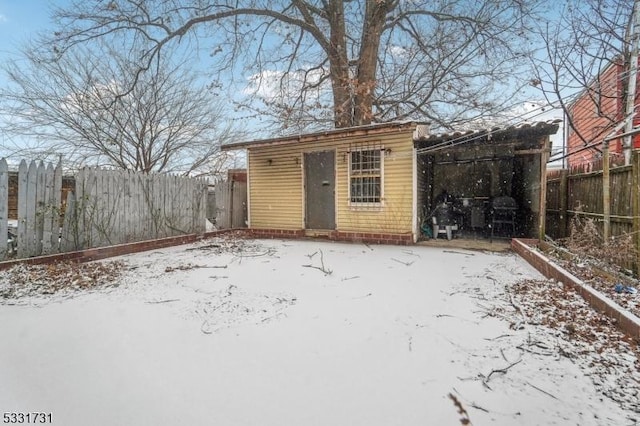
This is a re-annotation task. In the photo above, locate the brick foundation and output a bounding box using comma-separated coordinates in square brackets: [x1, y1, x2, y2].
[330, 231, 413, 245]
[246, 229, 306, 239]
[512, 238, 640, 341]
[247, 228, 413, 245]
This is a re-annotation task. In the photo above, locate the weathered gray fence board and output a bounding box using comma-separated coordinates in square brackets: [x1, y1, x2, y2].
[214, 180, 247, 230]
[232, 181, 247, 229]
[42, 163, 55, 255]
[215, 181, 231, 229]
[16, 161, 27, 258]
[52, 162, 62, 252]
[11, 159, 63, 258]
[5, 160, 206, 259]
[62, 168, 207, 250]
[25, 161, 37, 257]
[35, 162, 45, 255]
[0, 159, 8, 260]
[61, 191, 76, 252]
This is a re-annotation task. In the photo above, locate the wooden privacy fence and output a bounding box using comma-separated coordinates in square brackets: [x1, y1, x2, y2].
[546, 149, 639, 273]
[214, 180, 247, 229]
[0, 159, 63, 260]
[0, 158, 208, 261]
[62, 168, 207, 251]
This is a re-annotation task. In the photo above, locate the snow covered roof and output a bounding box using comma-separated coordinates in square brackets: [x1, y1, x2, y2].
[220, 119, 561, 152]
[413, 119, 562, 145]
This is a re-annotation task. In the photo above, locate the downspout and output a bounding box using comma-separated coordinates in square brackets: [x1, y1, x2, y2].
[412, 147, 418, 243]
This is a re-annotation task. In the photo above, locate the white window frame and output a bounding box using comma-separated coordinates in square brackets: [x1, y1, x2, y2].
[348, 145, 384, 208]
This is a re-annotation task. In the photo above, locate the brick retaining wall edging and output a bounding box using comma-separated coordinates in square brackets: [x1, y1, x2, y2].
[0, 230, 232, 271]
[511, 238, 640, 341]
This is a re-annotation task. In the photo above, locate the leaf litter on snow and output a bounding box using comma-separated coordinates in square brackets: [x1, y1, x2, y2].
[509, 279, 640, 413]
[0, 260, 126, 305]
[0, 234, 295, 335]
[473, 271, 640, 416]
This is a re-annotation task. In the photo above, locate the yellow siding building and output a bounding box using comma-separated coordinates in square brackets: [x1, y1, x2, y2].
[223, 122, 421, 244]
[222, 120, 559, 244]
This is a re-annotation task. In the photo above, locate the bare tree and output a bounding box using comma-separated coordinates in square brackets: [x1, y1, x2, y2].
[46, 0, 544, 131]
[529, 0, 636, 162]
[0, 41, 238, 175]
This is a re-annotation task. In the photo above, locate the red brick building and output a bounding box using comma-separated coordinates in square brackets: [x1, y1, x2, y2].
[567, 60, 640, 168]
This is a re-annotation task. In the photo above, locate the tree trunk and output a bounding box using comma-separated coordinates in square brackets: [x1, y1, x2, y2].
[326, 0, 391, 128]
[353, 0, 389, 126]
[326, 0, 353, 128]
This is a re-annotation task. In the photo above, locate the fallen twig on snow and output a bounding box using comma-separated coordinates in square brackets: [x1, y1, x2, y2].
[391, 258, 414, 266]
[185, 243, 221, 251]
[302, 264, 333, 275]
[352, 292, 372, 299]
[341, 276, 360, 281]
[483, 334, 513, 341]
[485, 275, 497, 285]
[236, 250, 274, 258]
[164, 264, 227, 273]
[500, 348, 508, 362]
[484, 358, 523, 383]
[448, 392, 472, 425]
[209, 275, 229, 281]
[452, 387, 490, 414]
[145, 299, 180, 304]
[444, 250, 475, 256]
[526, 381, 559, 400]
[201, 320, 213, 334]
[301, 249, 333, 275]
[509, 293, 527, 322]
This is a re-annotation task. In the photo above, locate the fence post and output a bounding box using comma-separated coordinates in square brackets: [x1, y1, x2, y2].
[539, 139, 550, 240]
[603, 141, 611, 241]
[42, 163, 55, 255]
[52, 161, 62, 253]
[25, 161, 38, 256]
[16, 161, 27, 258]
[558, 169, 569, 237]
[633, 150, 640, 277]
[35, 162, 46, 255]
[60, 191, 77, 252]
[0, 158, 8, 261]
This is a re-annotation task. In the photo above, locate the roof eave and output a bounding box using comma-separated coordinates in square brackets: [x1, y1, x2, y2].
[221, 121, 425, 151]
[413, 119, 562, 147]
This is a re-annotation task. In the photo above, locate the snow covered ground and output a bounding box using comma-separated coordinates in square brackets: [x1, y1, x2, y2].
[0, 236, 638, 425]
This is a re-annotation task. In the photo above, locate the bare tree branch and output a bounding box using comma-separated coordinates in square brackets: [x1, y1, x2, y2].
[40, 0, 544, 132]
[0, 39, 239, 177]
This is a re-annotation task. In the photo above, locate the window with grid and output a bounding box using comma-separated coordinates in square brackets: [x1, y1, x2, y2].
[349, 147, 382, 204]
